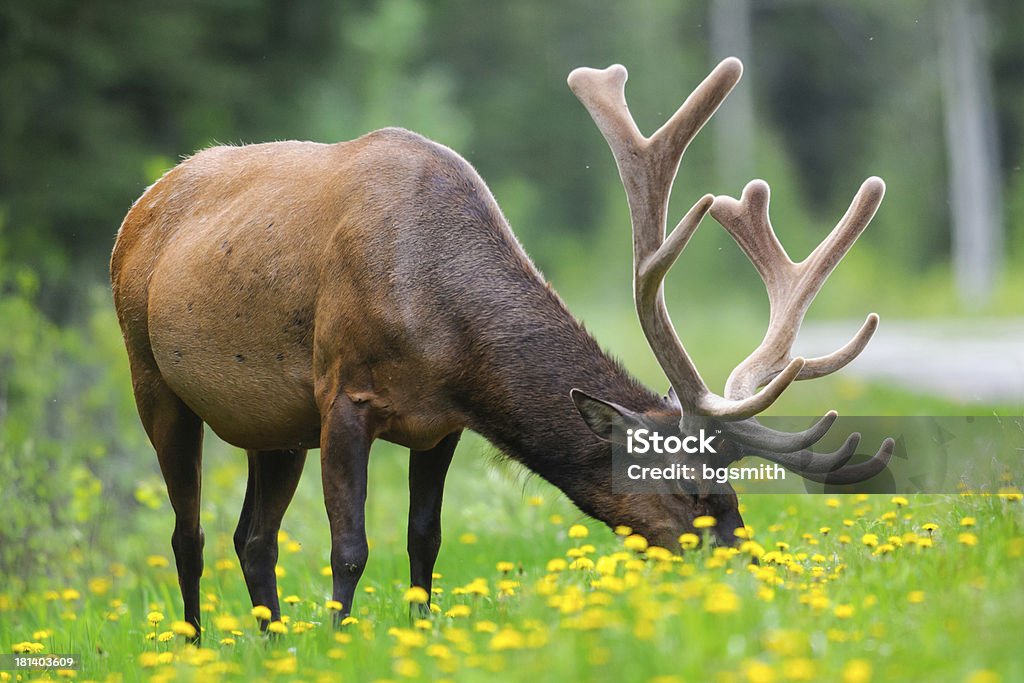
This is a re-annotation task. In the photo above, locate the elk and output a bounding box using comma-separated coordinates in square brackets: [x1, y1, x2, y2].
[110, 57, 892, 636]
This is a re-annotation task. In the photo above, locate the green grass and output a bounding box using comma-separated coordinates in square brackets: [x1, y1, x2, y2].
[2, 426, 1023, 682]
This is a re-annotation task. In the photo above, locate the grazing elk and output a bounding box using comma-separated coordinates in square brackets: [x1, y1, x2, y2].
[111, 57, 892, 636]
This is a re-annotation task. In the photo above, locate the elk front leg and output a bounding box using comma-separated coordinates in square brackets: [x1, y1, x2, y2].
[234, 448, 307, 627]
[408, 431, 460, 614]
[321, 396, 372, 623]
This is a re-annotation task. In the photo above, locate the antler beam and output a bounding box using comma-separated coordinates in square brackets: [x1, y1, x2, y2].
[569, 58, 803, 420]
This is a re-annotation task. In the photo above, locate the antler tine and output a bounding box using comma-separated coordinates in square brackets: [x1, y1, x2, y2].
[712, 177, 886, 400]
[571, 58, 804, 420]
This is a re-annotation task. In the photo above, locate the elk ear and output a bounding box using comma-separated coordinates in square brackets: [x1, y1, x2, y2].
[570, 389, 646, 445]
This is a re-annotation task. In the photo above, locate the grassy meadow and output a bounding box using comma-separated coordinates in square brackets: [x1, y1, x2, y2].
[1, 444, 1022, 683]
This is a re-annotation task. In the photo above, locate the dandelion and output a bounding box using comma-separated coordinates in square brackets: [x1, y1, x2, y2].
[960, 517, 977, 527]
[320, 565, 333, 576]
[364, 586, 377, 594]
[819, 526, 831, 535]
[403, 586, 430, 604]
[496, 561, 515, 573]
[325, 600, 343, 612]
[458, 533, 478, 544]
[826, 498, 841, 508]
[475, 620, 498, 633]
[841, 659, 872, 683]
[147, 611, 164, 625]
[158, 631, 174, 642]
[526, 495, 544, 506]
[614, 525, 632, 536]
[743, 660, 775, 683]
[965, 670, 1002, 683]
[703, 584, 740, 614]
[958, 532, 979, 546]
[171, 620, 197, 638]
[568, 524, 589, 539]
[251, 605, 272, 621]
[549, 514, 564, 525]
[546, 558, 567, 572]
[214, 614, 240, 632]
[489, 627, 525, 651]
[341, 616, 359, 626]
[861, 533, 879, 548]
[693, 516, 717, 529]
[623, 534, 648, 552]
[834, 604, 855, 619]
[146, 555, 169, 568]
[907, 590, 925, 604]
[679, 533, 700, 550]
[445, 604, 471, 618]
[891, 496, 909, 507]
[569, 557, 595, 570]
[267, 621, 288, 635]
[394, 658, 421, 678]
[284, 595, 300, 605]
[922, 523, 939, 533]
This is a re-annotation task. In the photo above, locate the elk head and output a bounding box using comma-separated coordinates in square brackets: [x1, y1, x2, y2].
[568, 58, 894, 546]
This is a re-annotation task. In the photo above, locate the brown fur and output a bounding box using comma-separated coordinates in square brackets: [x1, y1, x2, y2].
[112, 128, 739, 631]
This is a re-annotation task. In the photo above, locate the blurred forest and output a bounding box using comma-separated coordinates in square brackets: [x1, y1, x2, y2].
[1, 0, 1023, 577]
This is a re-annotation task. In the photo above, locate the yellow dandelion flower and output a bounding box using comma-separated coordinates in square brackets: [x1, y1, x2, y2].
[819, 526, 831, 535]
[267, 620, 288, 634]
[907, 590, 925, 604]
[220, 637, 235, 646]
[703, 585, 740, 614]
[496, 561, 515, 573]
[834, 604, 855, 619]
[475, 620, 498, 633]
[341, 616, 359, 626]
[891, 496, 908, 507]
[283, 595, 300, 605]
[394, 657, 421, 677]
[403, 586, 430, 604]
[325, 600, 343, 612]
[614, 525, 632, 536]
[251, 605, 272, 621]
[549, 514, 564, 525]
[965, 670, 1002, 683]
[526, 495, 544, 506]
[87, 578, 111, 596]
[693, 515, 717, 529]
[917, 537, 934, 548]
[213, 614, 240, 631]
[546, 558, 567, 572]
[171, 621, 197, 638]
[146, 611, 164, 625]
[569, 557, 595, 570]
[826, 498, 841, 508]
[623, 534, 648, 552]
[157, 630, 174, 642]
[922, 523, 939, 533]
[364, 586, 377, 594]
[490, 627, 525, 651]
[445, 604, 471, 618]
[861, 533, 879, 548]
[458, 533, 478, 544]
[743, 660, 775, 683]
[146, 555, 169, 568]
[679, 533, 700, 550]
[958, 532, 979, 546]
[841, 659, 872, 683]
[960, 517, 977, 527]
[568, 524, 589, 539]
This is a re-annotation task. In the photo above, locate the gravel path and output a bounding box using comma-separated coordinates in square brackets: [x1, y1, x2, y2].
[798, 318, 1024, 405]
